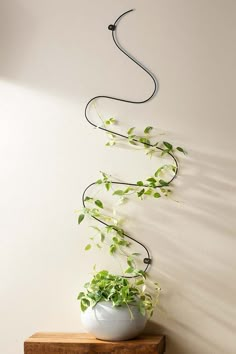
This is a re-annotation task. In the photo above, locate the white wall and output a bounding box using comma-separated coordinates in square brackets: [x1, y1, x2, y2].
[0, 1, 236, 353]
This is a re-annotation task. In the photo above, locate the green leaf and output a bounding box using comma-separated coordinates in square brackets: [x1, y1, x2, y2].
[139, 137, 150, 145]
[136, 270, 147, 278]
[105, 182, 111, 191]
[99, 270, 109, 277]
[132, 253, 141, 256]
[95, 200, 104, 209]
[128, 134, 136, 139]
[85, 244, 91, 251]
[128, 140, 137, 146]
[118, 239, 129, 246]
[78, 214, 85, 224]
[144, 188, 153, 196]
[147, 177, 156, 183]
[105, 117, 116, 125]
[106, 225, 113, 233]
[127, 127, 135, 135]
[84, 196, 93, 202]
[125, 267, 134, 274]
[163, 141, 173, 150]
[137, 188, 145, 198]
[112, 237, 119, 244]
[154, 192, 161, 198]
[96, 179, 103, 185]
[113, 190, 124, 196]
[137, 181, 144, 186]
[172, 165, 177, 172]
[127, 256, 134, 267]
[100, 233, 105, 242]
[144, 126, 153, 134]
[159, 179, 169, 186]
[124, 187, 133, 194]
[91, 208, 100, 217]
[110, 244, 117, 254]
[121, 287, 129, 299]
[101, 171, 108, 179]
[135, 279, 144, 286]
[138, 302, 146, 316]
[81, 298, 90, 312]
[161, 150, 168, 157]
[154, 166, 164, 177]
[110, 226, 125, 237]
[77, 292, 85, 300]
[176, 146, 187, 154]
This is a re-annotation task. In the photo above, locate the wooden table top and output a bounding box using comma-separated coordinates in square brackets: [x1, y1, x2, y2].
[24, 332, 166, 353]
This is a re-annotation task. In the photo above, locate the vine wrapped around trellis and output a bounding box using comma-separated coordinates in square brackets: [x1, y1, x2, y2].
[78, 9, 185, 278]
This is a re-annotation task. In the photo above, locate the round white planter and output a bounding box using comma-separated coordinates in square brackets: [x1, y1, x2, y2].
[81, 301, 147, 341]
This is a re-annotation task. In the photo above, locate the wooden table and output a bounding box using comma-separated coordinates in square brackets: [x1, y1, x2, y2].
[24, 332, 165, 353]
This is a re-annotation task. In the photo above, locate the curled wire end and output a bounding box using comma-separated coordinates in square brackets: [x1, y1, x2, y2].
[108, 24, 116, 31]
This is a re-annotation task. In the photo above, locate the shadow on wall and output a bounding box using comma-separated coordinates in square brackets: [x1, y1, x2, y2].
[145, 320, 184, 354]
[140, 147, 236, 354]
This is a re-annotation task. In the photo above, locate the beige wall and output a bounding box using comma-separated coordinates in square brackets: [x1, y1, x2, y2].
[0, 1, 236, 353]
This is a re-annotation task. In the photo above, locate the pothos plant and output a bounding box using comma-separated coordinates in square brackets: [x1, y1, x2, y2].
[77, 114, 186, 318]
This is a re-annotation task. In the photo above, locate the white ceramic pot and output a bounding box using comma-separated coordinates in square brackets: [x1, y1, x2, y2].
[81, 301, 147, 341]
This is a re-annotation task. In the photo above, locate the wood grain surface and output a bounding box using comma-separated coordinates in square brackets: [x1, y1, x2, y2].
[24, 332, 165, 353]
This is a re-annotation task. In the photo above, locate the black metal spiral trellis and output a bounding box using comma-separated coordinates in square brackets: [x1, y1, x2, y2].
[82, 9, 179, 276]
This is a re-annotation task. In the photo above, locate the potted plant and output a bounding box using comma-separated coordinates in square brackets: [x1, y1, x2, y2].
[76, 117, 185, 339]
[77, 9, 186, 341]
[77, 270, 160, 341]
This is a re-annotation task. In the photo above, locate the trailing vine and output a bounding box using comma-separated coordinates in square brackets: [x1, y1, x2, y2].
[78, 9, 186, 278]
